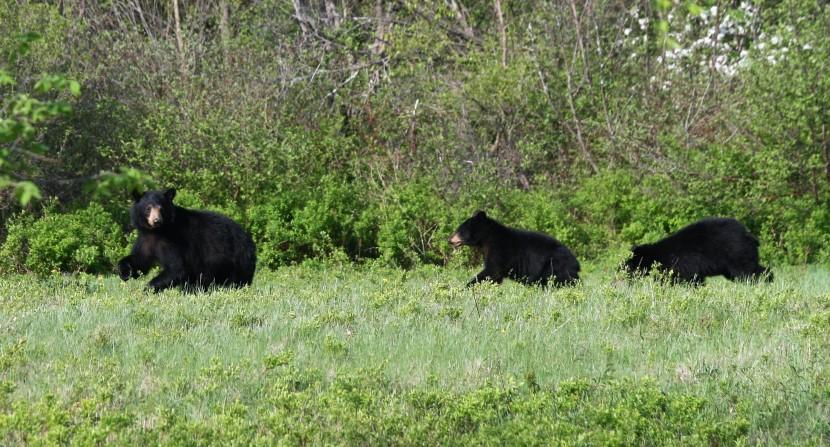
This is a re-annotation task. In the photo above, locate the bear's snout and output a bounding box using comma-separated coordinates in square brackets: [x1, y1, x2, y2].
[147, 206, 163, 228]
[449, 232, 464, 248]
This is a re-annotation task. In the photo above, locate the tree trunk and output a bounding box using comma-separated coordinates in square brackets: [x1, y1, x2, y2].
[172, 0, 186, 78]
[324, 0, 341, 29]
[369, 0, 390, 93]
[446, 0, 475, 41]
[568, 0, 589, 82]
[565, 67, 598, 174]
[219, 0, 230, 66]
[292, 0, 311, 36]
[494, 0, 507, 68]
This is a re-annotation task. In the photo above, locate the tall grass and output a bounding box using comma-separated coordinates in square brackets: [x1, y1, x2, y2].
[0, 263, 827, 444]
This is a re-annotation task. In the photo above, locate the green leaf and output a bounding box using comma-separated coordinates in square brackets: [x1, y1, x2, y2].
[34, 76, 52, 93]
[69, 80, 81, 96]
[655, 0, 672, 11]
[13, 32, 41, 58]
[17, 32, 42, 43]
[687, 3, 703, 15]
[14, 181, 41, 206]
[0, 70, 15, 86]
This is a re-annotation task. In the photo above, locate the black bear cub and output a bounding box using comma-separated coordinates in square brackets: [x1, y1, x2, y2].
[448, 210, 580, 287]
[118, 189, 257, 292]
[623, 217, 772, 285]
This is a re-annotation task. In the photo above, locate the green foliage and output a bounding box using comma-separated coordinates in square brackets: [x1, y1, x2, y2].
[290, 175, 376, 259]
[245, 191, 300, 267]
[377, 181, 459, 267]
[0, 32, 79, 205]
[506, 188, 589, 257]
[1, 0, 830, 269]
[0, 375, 750, 445]
[92, 167, 157, 200]
[1, 265, 827, 444]
[0, 202, 127, 274]
[245, 175, 375, 268]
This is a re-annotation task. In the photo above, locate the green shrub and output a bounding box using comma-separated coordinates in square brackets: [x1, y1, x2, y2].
[0, 373, 750, 445]
[377, 181, 460, 267]
[245, 191, 300, 268]
[504, 188, 589, 258]
[246, 176, 377, 268]
[290, 175, 377, 260]
[0, 203, 127, 274]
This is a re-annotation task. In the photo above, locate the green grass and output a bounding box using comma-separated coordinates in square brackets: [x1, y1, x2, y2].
[1, 263, 828, 445]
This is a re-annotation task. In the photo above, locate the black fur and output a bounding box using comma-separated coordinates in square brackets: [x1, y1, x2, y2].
[117, 189, 257, 292]
[623, 217, 772, 284]
[449, 210, 580, 287]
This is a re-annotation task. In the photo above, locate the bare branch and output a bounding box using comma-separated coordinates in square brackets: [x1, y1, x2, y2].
[446, 0, 476, 41]
[172, 0, 186, 78]
[493, 0, 507, 68]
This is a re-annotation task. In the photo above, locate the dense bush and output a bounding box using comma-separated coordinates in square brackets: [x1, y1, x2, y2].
[376, 181, 461, 267]
[1, 0, 830, 269]
[246, 175, 376, 267]
[0, 202, 126, 274]
[0, 372, 749, 445]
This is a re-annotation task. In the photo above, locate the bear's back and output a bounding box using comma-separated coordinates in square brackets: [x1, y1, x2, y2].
[659, 217, 754, 253]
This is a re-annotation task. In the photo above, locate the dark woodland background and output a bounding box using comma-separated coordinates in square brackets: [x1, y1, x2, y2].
[1, 0, 830, 273]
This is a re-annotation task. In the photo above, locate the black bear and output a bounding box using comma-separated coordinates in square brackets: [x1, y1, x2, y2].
[623, 217, 772, 284]
[448, 210, 580, 287]
[117, 189, 257, 292]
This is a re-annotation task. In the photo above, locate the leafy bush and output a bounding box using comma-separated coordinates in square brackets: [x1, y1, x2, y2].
[244, 192, 298, 268]
[0, 203, 127, 274]
[504, 188, 589, 258]
[0, 31, 79, 205]
[376, 181, 460, 267]
[246, 175, 376, 268]
[0, 371, 750, 445]
[3, 0, 830, 269]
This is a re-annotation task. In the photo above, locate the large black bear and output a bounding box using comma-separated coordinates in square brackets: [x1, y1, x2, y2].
[118, 189, 257, 292]
[623, 217, 772, 284]
[448, 210, 580, 287]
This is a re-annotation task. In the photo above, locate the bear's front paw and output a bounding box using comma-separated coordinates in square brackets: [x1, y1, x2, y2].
[117, 258, 132, 281]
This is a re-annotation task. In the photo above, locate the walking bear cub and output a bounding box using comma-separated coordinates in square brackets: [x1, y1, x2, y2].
[118, 189, 257, 292]
[448, 210, 580, 287]
[623, 217, 772, 284]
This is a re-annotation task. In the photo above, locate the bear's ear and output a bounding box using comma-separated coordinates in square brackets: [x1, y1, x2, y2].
[473, 210, 487, 218]
[164, 188, 177, 201]
[131, 190, 143, 202]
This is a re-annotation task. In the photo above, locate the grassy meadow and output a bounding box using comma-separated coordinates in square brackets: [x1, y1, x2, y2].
[1, 262, 828, 445]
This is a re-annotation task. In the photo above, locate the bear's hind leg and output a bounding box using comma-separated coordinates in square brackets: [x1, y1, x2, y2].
[148, 270, 188, 293]
[148, 250, 188, 292]
[731, 265, 773, 283]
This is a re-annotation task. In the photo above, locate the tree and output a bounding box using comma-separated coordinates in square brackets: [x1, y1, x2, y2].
[0, 32, 79, 205]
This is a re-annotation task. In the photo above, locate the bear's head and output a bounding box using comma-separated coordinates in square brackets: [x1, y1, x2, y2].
[131, 188, 177, 231]
[449, 210, 492, 248]
[623, 245, 653, 277]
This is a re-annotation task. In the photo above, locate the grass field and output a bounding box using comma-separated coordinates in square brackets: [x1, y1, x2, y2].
[1, 262, 828, 445]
